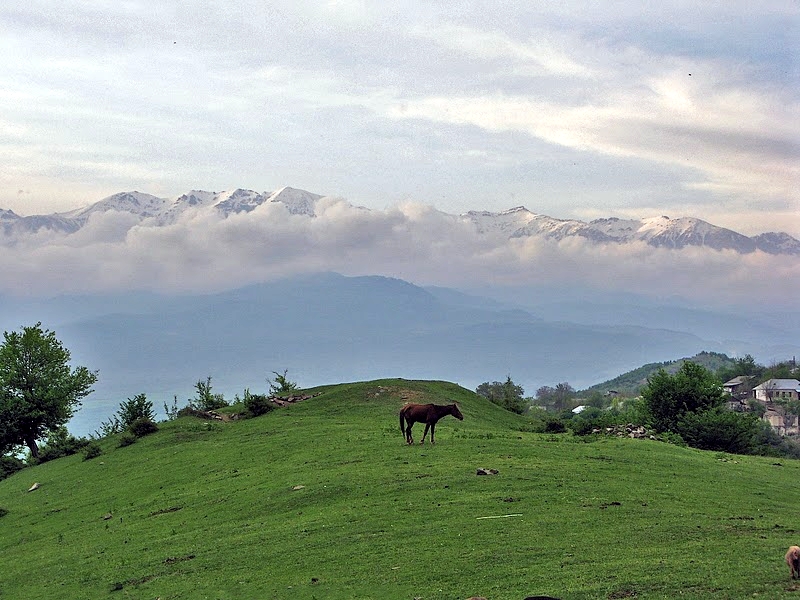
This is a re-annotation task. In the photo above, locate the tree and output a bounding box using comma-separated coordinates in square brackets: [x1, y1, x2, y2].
[267, 369, 298, 395]
[97, 393, 157, 437]
[0, 323, 97, 459]
[535, 382, 576, 411]
[117, 393, 155, 428]
[192, 376, 228, 410]
[476, 376, 527, 414]
[641, 362, 726, 433]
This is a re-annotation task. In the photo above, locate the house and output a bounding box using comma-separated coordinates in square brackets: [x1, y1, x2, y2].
[752, 379, 800, 403]
[752, 379, 800, 436]
[723, 375, 755, 411]
[723, 375, 754, 399]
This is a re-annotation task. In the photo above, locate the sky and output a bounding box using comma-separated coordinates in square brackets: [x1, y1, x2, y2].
[1, 1, 798, 237]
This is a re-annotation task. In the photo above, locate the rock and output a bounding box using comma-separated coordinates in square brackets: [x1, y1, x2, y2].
[102, 512, 113, 520]
[27, 482, 40, 492]
[476, 468, 499, 475]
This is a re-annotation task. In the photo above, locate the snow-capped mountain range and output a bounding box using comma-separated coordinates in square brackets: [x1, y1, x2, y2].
[2, 187, 798, 255]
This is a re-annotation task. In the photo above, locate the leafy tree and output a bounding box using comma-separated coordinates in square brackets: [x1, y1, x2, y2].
[716, 354, 762, 384]
[535, 382, 575, 411]
[193, 376, 228, 410]
[117, 393, 155, 428]
[641, 362, 726, 433]
[97, 393, 156, 437]
[0, 323, 97, 459]
[268, 370, 299, 395]
[476, 376, 527, 414]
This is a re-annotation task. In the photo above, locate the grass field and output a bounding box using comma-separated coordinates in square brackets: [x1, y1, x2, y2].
[1, 379, 799, 600]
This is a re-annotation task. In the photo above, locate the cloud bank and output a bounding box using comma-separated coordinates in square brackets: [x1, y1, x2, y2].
[2, 201, 796, 310]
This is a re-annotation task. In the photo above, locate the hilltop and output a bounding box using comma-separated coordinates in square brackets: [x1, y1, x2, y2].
[583, 351, 738, 396]
[2, 379, 799, 599]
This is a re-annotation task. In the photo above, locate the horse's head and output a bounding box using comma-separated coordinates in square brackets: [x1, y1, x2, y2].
[450, 403, 464, 420]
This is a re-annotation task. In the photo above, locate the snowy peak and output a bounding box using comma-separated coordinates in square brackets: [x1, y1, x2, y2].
[64, 191, 169, 221]
[1, 189, 798, 255]
[213, 189, 265, 215]
[463, 206, 536, 235]
[266, 186, 323, 216]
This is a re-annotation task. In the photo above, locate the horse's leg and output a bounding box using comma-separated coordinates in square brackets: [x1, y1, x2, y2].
[405, 423, 414, 444]
[430, 422, 436, 444]
[421, 423, 431, 444]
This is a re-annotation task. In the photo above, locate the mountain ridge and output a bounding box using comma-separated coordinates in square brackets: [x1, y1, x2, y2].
[3, 187, 798, 254]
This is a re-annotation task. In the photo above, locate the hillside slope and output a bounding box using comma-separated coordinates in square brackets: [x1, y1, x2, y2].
[1, 379, 799, 600]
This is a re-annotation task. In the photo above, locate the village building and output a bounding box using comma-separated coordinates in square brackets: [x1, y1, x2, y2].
[751, 379, 800, 436]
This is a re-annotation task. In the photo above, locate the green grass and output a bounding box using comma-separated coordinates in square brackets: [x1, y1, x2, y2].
[1, 379, 799, 600]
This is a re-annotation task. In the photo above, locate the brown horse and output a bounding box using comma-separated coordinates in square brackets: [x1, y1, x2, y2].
[399, 402, 463, 445]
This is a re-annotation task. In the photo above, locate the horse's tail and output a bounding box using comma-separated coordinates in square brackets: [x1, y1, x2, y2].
[399, 407, 406, 435]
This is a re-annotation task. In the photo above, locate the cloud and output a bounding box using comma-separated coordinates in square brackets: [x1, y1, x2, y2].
[1, 203, 797, 311]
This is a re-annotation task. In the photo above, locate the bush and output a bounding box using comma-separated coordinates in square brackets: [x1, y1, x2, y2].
[36, 427, 91, 463]
[193, 376, 228, 411]
[82, 442, 102, 460]
[118, 433, 137, 447]
[117, 393, 155, 428]
[543, 419, 567, 434]
[268, 369, 299, 395]
[244, 392, 276, 417]
[676, 407, 759, 455]
[0, 455, 25, 481]
[568, 419, 597, 436]
[128, 418, 158, 438]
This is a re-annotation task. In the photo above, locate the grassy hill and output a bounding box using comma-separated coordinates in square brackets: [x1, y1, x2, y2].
[582, 351, 737, 396]
[1, 378, 799, 600]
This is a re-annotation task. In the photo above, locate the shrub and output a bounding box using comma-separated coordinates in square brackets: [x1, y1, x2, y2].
[82, 442, 102, 460]
[676, 407, 759, 454]
[128, 418, 158, 438]
[0, 455, 25, 481]
[568, 419, 597, 436]
[117, 393, 155, 428]
[268, 369, 299, 395]
[94, 416, 121, 438]
[118, 433, 137, 447]
[193, 376, 228, 411]
[163, 395, 181, 420]
[543, 419, 567, 434]
[244, 392, 276, 417]
[36, 427, 90, 463]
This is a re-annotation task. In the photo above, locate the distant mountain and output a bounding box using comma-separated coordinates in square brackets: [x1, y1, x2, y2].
[1, 273, 724, 435]
[465, 208, 800, 254]
[0, 187, 322, 236]
[2, 188, 798, 254]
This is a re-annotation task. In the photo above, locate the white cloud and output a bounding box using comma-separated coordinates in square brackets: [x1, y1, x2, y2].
[1, 203, 797, 311]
